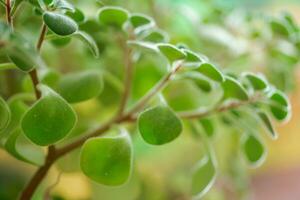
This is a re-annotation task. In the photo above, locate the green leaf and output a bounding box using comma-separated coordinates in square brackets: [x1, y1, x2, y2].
[6, 34, 46, 72]
[199, 118, 215, 138]
[242, 134, 266, 167]
[157, 43, 186, 63]
[4, 128, 44, 165]
[127, 40, 158, 53]
[196, 63, 224, 82]
[191, 156, 217, 198]
[268, 90, 290, 121]
[21, 85, 77, 146]
[43, 12, 78, 36]
[140, 29, 169, 43]
[54, 0, 75, 12]
[98, 6, 129, 28]
[257, 111, 277, 140]
[74, 31, 99, 57]
[66, 8, 85, 23]
[138, 105, 183, 145]
[58, 70, 103, 103]
[50, 36, 72, 47]
[243, 72, 268, 91]
[80, 130, 133, 186]
[180, 72, 212, 92]
[222, 76, 249, 101]
[183, 49, 203, 67]
[0, 94, 33, 139]
[129, 14, 154, 31]
[269, 19, 290, 37]
[0, 96, 11, 132]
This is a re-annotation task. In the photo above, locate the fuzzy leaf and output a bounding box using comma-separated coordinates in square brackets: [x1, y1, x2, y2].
[196, 63, 224, 82]
[43, 12, 78, 36]
[257, 111, 277, 139]
[138, 105, 183, 145]
[222, 76, 249, 101]
[80, 131, 133, 186]
[58, 70, 103, 103]
[192, 156, 217, 199]
[157, 43, 186, 63]
[242, 134, 265, 167]
[21, 85, 77, 146]
[98, 6, 129, 28]
[243, 72, 268, 91]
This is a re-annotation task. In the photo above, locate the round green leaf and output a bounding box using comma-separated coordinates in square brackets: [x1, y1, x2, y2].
[50, 36, 72, 47]
[157, 43, 186, 63]
[21, 85, 77, 146]
[242, 134, 266, 167]
[180, 72, 212, 92]
[269, 19, 290, 37]
[243, 72, 268, 91]
[183, 49, 203, 66]
[0, 96, 11, 132]
[268, 90, 290, 121]
[43, 12, 78, 36]
[222, 76, 249, 101]
[80, 131, 133, 186]
[58, 70, 103, 103]
[129, 14, 154, 29]
[191, 156, 217, 198]
[196, 63, 224, 82]
[98, 6, 129, 28]
[138, 105, 183, 145]
[66, 8, 85, 23]
[141, 29, 169, 43]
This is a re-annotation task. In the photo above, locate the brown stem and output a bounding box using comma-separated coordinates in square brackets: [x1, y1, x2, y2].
[36, 24, 47, 51]
[117, 44, 133, 115]
[5, 0, 12, 26]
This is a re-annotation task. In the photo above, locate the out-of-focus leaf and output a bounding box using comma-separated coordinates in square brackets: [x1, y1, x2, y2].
[243, 72, 268, 91]
[66, 8, 85, 23]
[98, 6, 129, 28]
[74, 31, 99, 57]
[21, 85, 77, 146]
[80, 130, 133, 186]
[138, 105, 182, 145]
[58, 70, 103, 103]
[199, 118, 215, 138]
[196, 63, 224, 82]
[222, 76, 249, 101]
[257, 111, 277, 139]
[140, 29, 169, 43]
[4, 128, 44, 165]
[183, 49, 203, 67]
[50, 36, 72, 47]
[242, 134, 266, 167]
[269, 18, 290, 37]
[0, 96, 11, 133]
[127, 40, 158, 53]
[191, 156, 217, 199]
[268, 90, 290, 121]
[179, 72, 212, 92]
[43, 12, 78, 36]
[54, 0, 75, 12]
[157, 43, 186, 63]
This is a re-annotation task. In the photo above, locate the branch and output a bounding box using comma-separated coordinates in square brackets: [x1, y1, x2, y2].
[5, 0, 12, 26]
[117, 40, 134, 115]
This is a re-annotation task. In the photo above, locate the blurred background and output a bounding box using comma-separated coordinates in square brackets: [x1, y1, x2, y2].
[1, 0, 300, 199]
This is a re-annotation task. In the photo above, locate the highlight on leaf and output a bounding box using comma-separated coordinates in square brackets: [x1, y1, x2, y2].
[138, 105, 183, 145]
[21, 85, 77, 146]
[80, 129, 133, 186]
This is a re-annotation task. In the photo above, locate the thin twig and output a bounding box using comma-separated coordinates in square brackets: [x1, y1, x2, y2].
[43, 171, 63, 200]
[117, 40, 134, 115]
[5, 0, 12, 26]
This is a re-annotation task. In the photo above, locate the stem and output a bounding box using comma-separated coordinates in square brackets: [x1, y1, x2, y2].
[5, 0, 12, 26]
[117, 43, 134, 115]
[28, 23, 47, 99]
